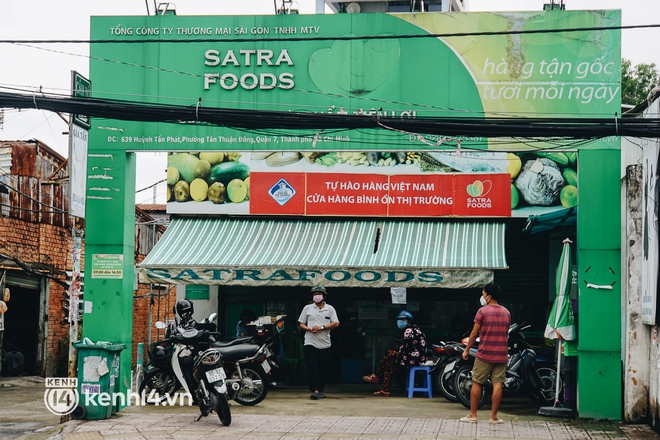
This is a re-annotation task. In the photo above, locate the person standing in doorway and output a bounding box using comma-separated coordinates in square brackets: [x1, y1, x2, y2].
[460, 282, 510, 424]
[236, 309, 257, 337]
[298, 285, 340, 400]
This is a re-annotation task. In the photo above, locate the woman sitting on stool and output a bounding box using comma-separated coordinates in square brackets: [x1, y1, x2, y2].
[363, 310, 427, 396]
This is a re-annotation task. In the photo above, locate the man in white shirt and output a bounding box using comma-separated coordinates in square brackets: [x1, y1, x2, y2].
[298, 285, 340, 399]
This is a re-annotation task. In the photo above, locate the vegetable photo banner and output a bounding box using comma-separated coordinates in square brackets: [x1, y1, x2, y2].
[165, 150, 576, 217]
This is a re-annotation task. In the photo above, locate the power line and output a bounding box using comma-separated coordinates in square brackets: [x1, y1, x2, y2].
[0, 90, 655, 139]
[0, 23, 658, 44]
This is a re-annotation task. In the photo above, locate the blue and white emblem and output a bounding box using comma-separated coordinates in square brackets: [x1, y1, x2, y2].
[269, 178, 296, 206]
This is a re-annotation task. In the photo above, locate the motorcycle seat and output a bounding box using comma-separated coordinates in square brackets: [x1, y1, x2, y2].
[211, 337, 253, 348]
[209, 341, 261, 361]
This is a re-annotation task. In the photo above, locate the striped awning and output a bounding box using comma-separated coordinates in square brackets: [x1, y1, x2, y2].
[138, 218, 507, 288]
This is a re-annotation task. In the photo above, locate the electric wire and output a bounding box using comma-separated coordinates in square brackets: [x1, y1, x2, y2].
[1, 22, 659, 44]
[2, 90, 657, 139]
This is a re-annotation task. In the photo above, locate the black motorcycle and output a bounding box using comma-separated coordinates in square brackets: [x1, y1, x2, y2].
[453, 322, 563, 409]
[153, 325, 232, 425]
[140, 314, 283, 406]
[429, 341, 471, 402]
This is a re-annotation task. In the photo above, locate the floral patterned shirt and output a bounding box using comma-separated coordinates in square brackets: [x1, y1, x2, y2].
[397, 324, 427, 367]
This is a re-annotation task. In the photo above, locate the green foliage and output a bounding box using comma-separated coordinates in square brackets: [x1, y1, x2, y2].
[621, 58, 660, 105]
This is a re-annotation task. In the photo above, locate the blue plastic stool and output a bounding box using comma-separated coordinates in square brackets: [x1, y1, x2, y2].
[406, 366, 433, 398]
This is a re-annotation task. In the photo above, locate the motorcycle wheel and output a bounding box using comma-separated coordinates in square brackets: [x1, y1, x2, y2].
[436, 367, 459, 402]
[454, 364, 489, 409]
[139, 369, 180, 404]
[209, 384, 232, 426]
[232, 364, 269, 406]
[530, 367, 563, 405]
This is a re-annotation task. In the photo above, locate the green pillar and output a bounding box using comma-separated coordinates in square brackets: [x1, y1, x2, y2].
[82, 150, 136, 399]
[577, 148, 621, 419]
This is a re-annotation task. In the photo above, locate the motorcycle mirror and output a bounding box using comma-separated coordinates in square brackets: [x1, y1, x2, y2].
[155, 321, 167, 329]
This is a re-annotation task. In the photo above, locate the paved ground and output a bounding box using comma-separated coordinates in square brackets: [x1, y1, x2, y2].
[2, 376, 660, 439]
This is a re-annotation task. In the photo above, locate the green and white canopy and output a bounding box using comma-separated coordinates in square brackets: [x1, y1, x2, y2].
[138, 218, 508, 288]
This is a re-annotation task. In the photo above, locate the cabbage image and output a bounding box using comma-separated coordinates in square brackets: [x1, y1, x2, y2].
[514, 158, 565, 206]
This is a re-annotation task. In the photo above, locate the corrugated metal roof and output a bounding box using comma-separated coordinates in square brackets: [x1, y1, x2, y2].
[139, 217, 507, 271]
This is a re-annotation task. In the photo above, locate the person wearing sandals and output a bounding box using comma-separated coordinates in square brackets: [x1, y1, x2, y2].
[363, 310, 427, 396]
[298, 285, 340, 400]
[459, 282, 510, 425]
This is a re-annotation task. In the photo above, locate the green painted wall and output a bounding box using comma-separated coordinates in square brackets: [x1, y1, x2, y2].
[577, 149, 621, 419]
[82, 151, 136, 399]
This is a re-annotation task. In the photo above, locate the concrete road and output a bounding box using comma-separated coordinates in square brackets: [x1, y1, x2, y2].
[1, 376, 659, 440]
[0, 376, 62, 439]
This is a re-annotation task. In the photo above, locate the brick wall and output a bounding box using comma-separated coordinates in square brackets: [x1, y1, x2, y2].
[131, 279, 177, 366]
[0, 218, 73, 376]
[0, 215, 177, 376]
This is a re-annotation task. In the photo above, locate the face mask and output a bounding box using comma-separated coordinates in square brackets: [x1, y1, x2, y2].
[397, 320, 408, 329]
[480, 296, 488, 307]
[313, 294, 324, 304]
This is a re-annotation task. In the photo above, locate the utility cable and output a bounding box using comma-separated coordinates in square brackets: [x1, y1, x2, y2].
[0, 23, 658, 44]
[1, 90, 658, 139]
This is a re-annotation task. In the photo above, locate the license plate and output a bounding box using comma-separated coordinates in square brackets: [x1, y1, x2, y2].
[261, 359, 272, 374]
[444, 361, 456, 374]
[205, 367, 226, 383]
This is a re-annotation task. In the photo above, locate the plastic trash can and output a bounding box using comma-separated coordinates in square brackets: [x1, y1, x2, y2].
[72, 340, 126, 420]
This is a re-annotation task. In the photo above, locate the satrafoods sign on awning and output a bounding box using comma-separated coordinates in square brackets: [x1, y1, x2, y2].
[137, 218, 508, 288]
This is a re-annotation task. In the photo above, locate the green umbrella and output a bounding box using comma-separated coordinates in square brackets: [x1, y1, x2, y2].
[543, 238, 576, 405]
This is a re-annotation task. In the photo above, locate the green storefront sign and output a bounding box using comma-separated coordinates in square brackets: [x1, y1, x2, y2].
[84, 10, 621, 419]
[88, 11, 619, 152]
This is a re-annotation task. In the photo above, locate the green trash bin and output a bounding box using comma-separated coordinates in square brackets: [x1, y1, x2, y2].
[72, 340, 126, 420]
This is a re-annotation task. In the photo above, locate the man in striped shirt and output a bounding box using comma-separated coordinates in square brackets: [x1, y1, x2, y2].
[460, 283, 511, 424]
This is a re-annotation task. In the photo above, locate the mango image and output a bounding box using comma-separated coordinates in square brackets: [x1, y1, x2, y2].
[190, 178, 209, 202]
[173, 180, 190, 202]
[208, 182, 227, 204]
[194, 159, 212, 181]
[167, 153, 200, 183]
[166, 166, 180, 185]
[199, 152, 225, 166]
[227, 178, 247, 203]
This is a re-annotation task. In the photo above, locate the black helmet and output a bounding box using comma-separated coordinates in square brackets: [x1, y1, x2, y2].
[176, 299, 194, 319]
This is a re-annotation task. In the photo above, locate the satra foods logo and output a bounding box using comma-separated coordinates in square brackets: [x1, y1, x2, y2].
[466, 179, 492, 209]
[44, 378, 79, 415]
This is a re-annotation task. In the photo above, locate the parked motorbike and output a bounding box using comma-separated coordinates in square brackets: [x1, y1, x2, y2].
[157, 323, 232, 425]
[429, 341, 472, 402]
[140, 313, 221, 403]
[140, 313, 284, 407]
[453, 322, 563, 409]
